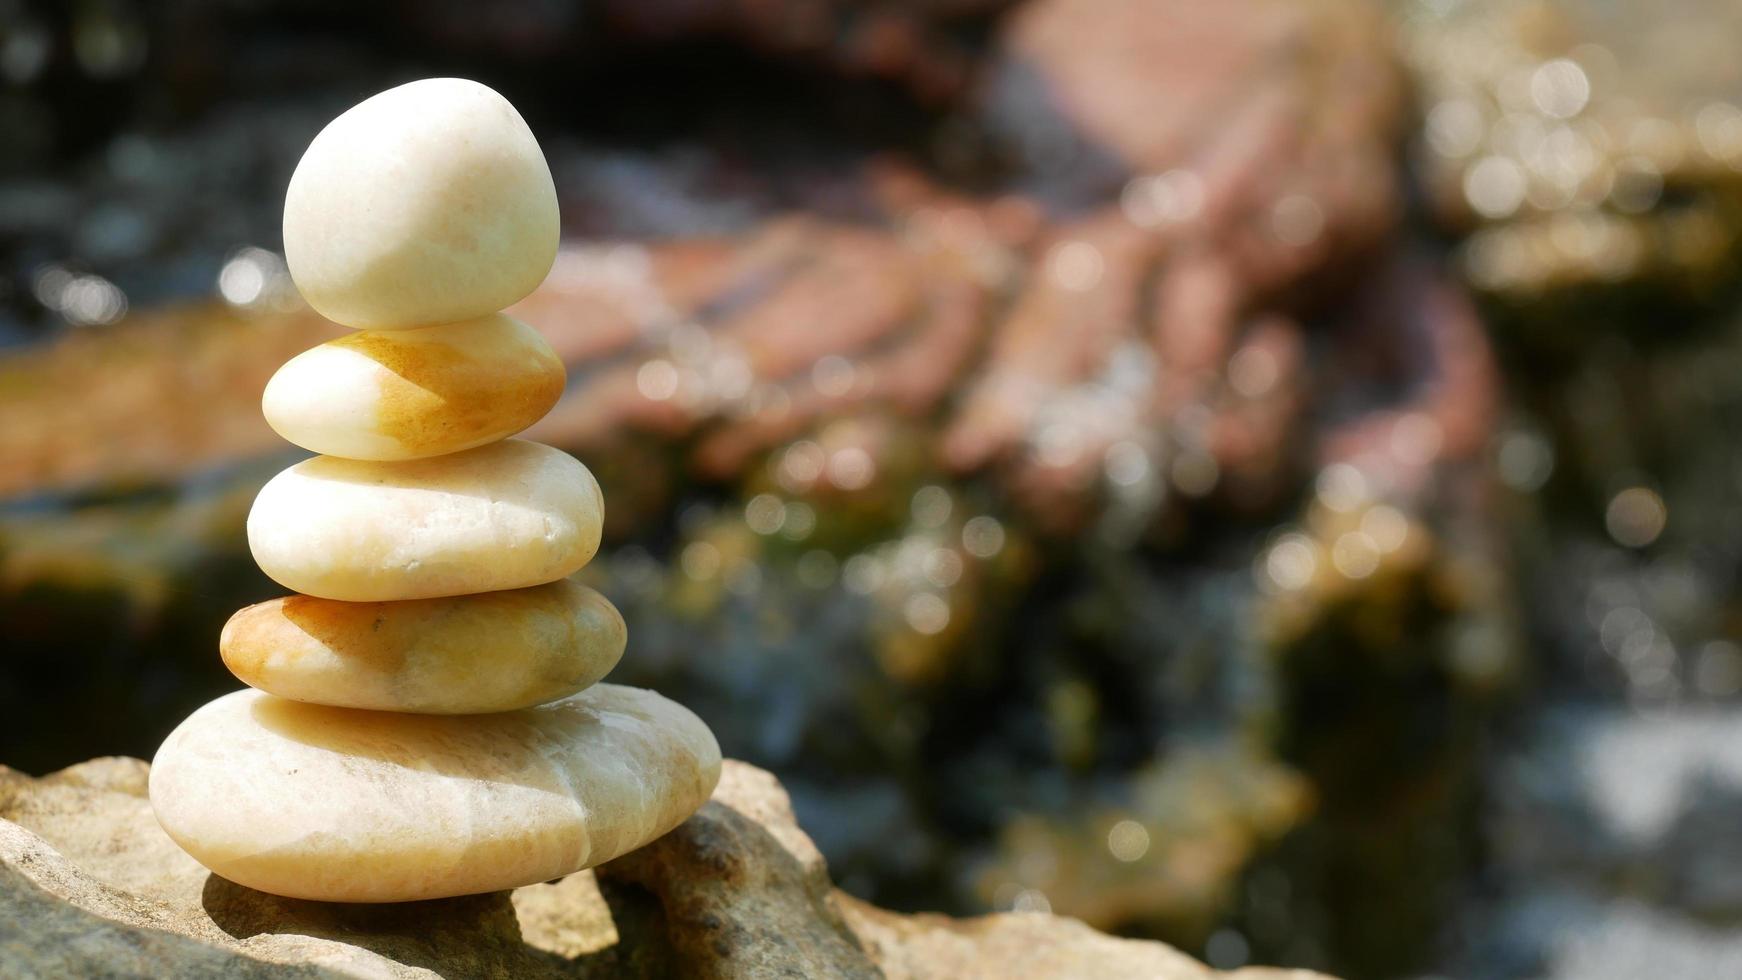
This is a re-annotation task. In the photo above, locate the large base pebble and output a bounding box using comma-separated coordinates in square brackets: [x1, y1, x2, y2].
[148, 685, 721, 902]
[221, 577, 625, 714]
[248, 439, 603, 602]
[262, 314, 565, 461]
[283, 78, 560, 330]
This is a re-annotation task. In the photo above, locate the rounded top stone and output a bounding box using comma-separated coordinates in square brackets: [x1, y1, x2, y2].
[283, 78, 560, 330]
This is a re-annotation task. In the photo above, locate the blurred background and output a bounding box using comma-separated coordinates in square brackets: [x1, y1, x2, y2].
[3, 0, 1741, 977]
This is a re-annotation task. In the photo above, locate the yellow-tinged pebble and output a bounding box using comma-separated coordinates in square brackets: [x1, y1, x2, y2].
[222, 578, 624, 714]
[149, 685, 722, 902]
[283, 78, 559, 329]
[262, 314, 565, 461]
[248, 439, 602, 602]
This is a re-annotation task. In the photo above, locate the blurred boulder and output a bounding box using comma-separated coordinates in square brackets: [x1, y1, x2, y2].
[1402, 0, 1742, 308]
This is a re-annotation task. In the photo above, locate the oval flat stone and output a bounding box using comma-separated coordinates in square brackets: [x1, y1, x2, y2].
[283, 78, 559, 330]
[149, 685, 721, 902]
[221, 577, 625, 714]
[248, 440, 602, 602]
[262, 314, 566, 461]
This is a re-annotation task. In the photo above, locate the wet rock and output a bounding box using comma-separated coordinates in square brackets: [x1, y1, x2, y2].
[1402, 0, 1742, 303]
[982, 0, 1402, 215]
[0, 304, 336, 500]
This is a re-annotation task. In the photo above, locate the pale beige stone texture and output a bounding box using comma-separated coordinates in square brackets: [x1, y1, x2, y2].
[283, 78, 560, 330]
[247, 439, 603, 602]
[262, 314, 565, 461]
[147, 685, 722, 903]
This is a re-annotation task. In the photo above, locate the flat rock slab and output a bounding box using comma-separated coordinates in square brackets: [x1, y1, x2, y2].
[1, 755, 1334, 979]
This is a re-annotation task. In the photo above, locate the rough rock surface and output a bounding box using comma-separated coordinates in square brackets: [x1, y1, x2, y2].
[0, 755, 1327, 979]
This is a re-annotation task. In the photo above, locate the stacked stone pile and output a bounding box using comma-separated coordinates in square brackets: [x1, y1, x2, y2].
[147, 78, 720, 902]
